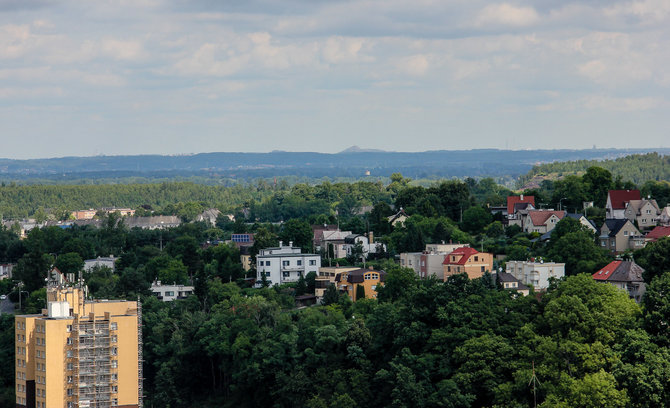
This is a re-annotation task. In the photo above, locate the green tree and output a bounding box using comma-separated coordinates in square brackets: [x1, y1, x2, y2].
[355, 285, 366, 301]
[461, 206, 492, 234]
[54, 252, 84, 275]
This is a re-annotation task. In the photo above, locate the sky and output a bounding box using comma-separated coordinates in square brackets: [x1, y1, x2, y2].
[0, 0, 668, 159]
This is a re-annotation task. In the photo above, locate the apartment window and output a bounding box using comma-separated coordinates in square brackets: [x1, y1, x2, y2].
[67, 350, 73, 358]
[266, 261, 271, 266]
[112, 385, 118, 392]
[111, 322, 117, 330]
[165, 291, 174, 296]
[309, 260, 316, 266]
[67, 337, 73, 345]
[67, 376, 73, 384]
[283, 260, 290, 267]
[67, 388, 73, 396]
[111, 360, 118, 368]
[624, 231, 629, 236]
[111, 335, 117, 343]
[481, 266, 485, 272]
[112, 373, 118, 381]
[67, 363, 73, 371]
[113, 399, 118, 406]
[259, 261, 264, 266]
[474, 256, 478, 261]
[297, 260, 302, 266]
[66, 325, 72, 332]
[112, 347, 118, 356]
[282, 271, 290, 278]
[68, 403, 75, 408]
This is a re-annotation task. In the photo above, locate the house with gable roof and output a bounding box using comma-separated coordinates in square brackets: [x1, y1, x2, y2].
[660, 207, 670, 226]
[522, 210, 566, 234]
[442, 247, 493, 280]
[592, 260, 646, 303]
[645, 226, 670, 243]
[606, 190, 642, 219]
[624, 199, 662, 229]
[496, 271, 530, 296]
[506, 195, 535, 226]
[599, 219, 646, 253]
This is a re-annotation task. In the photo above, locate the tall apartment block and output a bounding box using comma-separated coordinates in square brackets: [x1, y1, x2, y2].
[15, 273, 142, 408]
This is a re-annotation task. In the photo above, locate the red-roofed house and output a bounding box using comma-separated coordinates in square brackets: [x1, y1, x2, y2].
[506, 195, 535, 225]
[645, 226, 670, 243]
[442, 247, 493, 280]
[606, 190, 642, 219]
[522, 210, 566, 234]
[592, 260, 646, 303]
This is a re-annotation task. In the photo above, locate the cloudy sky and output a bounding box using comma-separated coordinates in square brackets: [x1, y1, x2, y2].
[1, 0, 668, 158]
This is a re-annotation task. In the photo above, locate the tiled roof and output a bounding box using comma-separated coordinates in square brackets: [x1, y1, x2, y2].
[601, 219, 630, 237]
[442, 247, 480, 265]
[507, 195, 535, 214]
[593, 260, 644, 283]
[627, 199, 660, 215]
[528, 210, 566, 226]
[646, 226, 670, 241]
[608, 190, 641, 210]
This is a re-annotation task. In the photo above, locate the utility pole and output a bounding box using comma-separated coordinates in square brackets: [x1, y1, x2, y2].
[528, 361, 540, 408]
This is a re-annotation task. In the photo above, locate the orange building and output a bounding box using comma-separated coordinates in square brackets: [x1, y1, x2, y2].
[442, 247, 493, 280]
[335, 267, 386, 301]
[16, 272, 141, 408]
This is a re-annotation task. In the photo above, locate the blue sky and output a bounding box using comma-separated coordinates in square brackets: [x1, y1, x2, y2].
[0, 0, 668, 158]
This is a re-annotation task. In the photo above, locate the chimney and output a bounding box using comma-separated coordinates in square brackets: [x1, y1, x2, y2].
[520, 194, 524, 200]
[368, 231, 374, 244]
[289, 241, 293, 247]
[279, 241, 283, 247]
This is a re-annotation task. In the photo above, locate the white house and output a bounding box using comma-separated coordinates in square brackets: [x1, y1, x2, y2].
[256, 241, 321, 286]
[506, 260, 565, 290]
[84, 256, 117, 272]
[344, 233, 386, 259]
[151, 281, 195, 301]
[400, 243, 470, 280]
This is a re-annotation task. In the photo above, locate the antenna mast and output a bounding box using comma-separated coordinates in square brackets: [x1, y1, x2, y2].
[528, 361, 541, 408]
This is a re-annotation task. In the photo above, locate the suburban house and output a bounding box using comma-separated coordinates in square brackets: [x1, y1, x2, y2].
[400, 243, 471, 280]
[442, 247, 493, 280]
[387, 208, 409, 227]
[606, 189, 642, 219]
[319, 230, 354, 258]
[496, 271, 530, 296]
[506, 195, 535, 225]
[660, 207, 670, 226]
[256, 241, 321, 286]
[592, 260, 646, 303]
[343, 232, 385, 258]
[566, 213, 598, 233]
[599, 219, 646, 253]
[645, 226, 670, 243]
[335, 267, 386, 301]
[522, 210, 566, 234]
[312, 224, 340, 251]
[84, 256, 117, 272]
[623, 199, 662, 230]
[506, 260, 565, 290]
[315, 266, 359, 301]
[151, 280, 195, 301]
[196, 208, 221, 225]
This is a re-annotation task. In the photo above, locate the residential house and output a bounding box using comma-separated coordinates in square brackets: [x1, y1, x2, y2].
[496, 271, 530, 296]
[660, 207, 670, 226]
[506, 195, 535, 226]
[566, 213, 598, 233]
[84, 256, 117, 272]
[592, 260, 646, 303]
[256, 241, 321, 286]
[230, 233, 255, 271]
[315, 266, 359, 301]
[400, 243, 470, 280]
[522, 210, 566, 234]
[196, 208, 221, 225]
[387, 209, 408, 227]
[312, 224, 340, 251]
[151, 281, 195, 301]
[606, 190, 642, 219]
[343, 232, 385, 259]
[335, 267, 386, 301]
[599, 219, 646, 253]
[319, 230, 353, 258]
[624, 199, 662, 230]
[506, 260, 565, 290]
[0, 263, 15, 280]
[442, 247, 493, 280]
[645, 226, 670, 243]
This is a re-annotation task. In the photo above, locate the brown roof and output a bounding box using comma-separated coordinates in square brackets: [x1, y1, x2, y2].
[345, 268, 386, 283]
[528, 210, 566, 226]
[507, 195, 535, 214]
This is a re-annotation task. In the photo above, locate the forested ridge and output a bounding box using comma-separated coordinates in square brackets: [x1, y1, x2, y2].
[1, 169, 670, 407]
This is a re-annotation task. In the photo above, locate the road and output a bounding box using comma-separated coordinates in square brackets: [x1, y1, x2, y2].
[0, 296, 14, 314]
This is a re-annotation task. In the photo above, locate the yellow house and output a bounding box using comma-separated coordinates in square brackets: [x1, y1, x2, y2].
[16, 279, 140, 408]
[315, 266, 359, 300]
[442, 247, 493, 280]
[335, 267, 386, 301]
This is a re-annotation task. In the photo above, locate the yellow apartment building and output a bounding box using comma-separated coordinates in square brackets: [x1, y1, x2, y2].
[15, 275, 141, 408]
[442, 247, 493, 280]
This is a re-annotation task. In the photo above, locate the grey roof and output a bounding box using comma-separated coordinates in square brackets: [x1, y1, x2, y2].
[609, 261, 645, 283]
[602, 219, 629, 237]
[497, 271, 519, 283]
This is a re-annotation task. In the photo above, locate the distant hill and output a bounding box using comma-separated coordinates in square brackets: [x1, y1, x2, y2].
[518, 152, 670, 188]
[1, 148, 669, 184]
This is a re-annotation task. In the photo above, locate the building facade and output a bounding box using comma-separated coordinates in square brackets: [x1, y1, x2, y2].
[442, 247, 493, 280]
[315, 266, 359, 301]
[505, 260, 565, 290]
[256, 242, 321, 286]
[335, 268, 386, 301]
[593, 260, 646, 303]
[15, 276, 141, 408]
[150, 281, 194, 301]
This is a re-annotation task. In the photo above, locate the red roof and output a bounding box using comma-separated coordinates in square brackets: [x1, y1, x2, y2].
[442, 247, 480, 265]
[507, 195, 535, 214]
[528, 210, 565, 226]
[593, 261, 622, 281]
[646, 226, 670, 242]
[608, 190, 641, 210]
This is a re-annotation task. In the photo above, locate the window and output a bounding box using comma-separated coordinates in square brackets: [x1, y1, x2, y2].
[67, 337, 73, 345]
[165, 291, 174, 296]
[112, 385, 118, 392]
[111, 322, 117, 330]
[67, 376, 73, 384]
[266, 261, 271, 266]
[67, 388, 73, 396]
[112, 347, 118, 356]
[68, 403, 75, 408]
[624, 230, 629, 236]
[309, 260, 316, 266]
[112, 373, 118, 381]
[111, 335, 117, 343]
[259, 261, 264, 266]
[297, 260, 302, 266]
[282, 271, 289, 278]
[67, 350, 73, 358]
[447, 266, 451, 272]
[66, 325, 72, 332]
[283, 260, 290, 267]
[474, 256, 478, 261]
[67, 363, 73, 370]
[111, 360, 118, 368]
[481, 266, 485, 272]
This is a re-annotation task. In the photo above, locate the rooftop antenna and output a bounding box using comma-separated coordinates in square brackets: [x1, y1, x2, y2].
[528, 361, 541, 408]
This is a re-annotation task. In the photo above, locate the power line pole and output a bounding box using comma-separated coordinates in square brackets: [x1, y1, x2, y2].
[528, 361, 541, 408]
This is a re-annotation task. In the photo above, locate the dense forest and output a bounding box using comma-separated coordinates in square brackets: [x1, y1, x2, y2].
[1, 166, 670, 407]
[519, 153, 670, 187]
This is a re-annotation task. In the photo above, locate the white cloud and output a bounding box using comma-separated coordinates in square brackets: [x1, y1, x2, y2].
[397, 54, 429, 76]
[475, 3, 540, 27]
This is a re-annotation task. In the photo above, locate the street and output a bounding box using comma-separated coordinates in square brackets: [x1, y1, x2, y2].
[0, 296, 14, 314]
